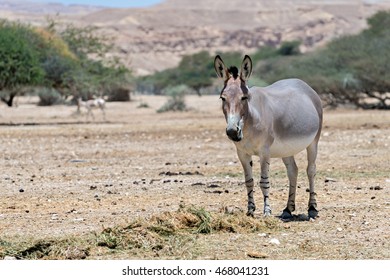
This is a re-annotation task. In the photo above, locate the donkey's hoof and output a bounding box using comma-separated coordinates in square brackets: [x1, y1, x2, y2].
[246, 205, 256, 217]
[280, 209, 293, 221]
[308, 206, 318, 219]
[263, 207, 272, 217]
[246, 210, 255, 217]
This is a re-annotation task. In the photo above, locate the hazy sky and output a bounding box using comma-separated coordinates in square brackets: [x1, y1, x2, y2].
[29, 0, 163, 8]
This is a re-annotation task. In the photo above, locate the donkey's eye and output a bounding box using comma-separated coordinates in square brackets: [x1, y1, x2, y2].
[220, 96, 226, 101]
[241, 96, 248, 101]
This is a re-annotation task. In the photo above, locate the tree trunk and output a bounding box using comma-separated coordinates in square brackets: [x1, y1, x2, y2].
[1, 93, 16, 107]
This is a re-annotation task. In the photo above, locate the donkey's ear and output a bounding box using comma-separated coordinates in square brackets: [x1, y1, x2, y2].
[214, 55, 228, 80]
[240, 55, 252, 81]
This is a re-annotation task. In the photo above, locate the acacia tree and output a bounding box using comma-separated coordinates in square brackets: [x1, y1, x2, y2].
[0, 21, 44, 106]
[56, 23, 131, 100]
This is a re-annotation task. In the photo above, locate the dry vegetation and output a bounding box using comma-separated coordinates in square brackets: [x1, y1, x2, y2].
[0, 95, 389, 259]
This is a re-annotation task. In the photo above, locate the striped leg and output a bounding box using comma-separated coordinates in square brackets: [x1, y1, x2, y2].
[307, 141, 319, 219]
[260, 155, 271, 216]
[237, 151, 255, 216]
[281, 156, 298, 220]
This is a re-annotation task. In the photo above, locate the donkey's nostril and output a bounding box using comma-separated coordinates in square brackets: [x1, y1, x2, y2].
[226, 127, 241, 142]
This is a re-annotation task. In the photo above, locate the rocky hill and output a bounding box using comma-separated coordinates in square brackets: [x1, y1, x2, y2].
[1, 0, 390, 75]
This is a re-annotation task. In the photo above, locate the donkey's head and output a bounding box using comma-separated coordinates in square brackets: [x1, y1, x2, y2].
[214, 55, 253, 142]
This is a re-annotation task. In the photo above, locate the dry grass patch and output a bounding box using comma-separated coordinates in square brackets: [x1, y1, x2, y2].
[1, 205, 282, 259]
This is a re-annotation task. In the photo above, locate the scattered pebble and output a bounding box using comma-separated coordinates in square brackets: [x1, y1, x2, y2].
[269, 238, 280, 245]
[258, 233, 268, 237]
[325, 177, 337, 183]
[247, 251, 269, 259]
[69, 159, 87, 163]
[204, 190, 223, 194]
[336, 227, 343, 232]
[191, 182, 205, 186]
[19, 188, 24, 193]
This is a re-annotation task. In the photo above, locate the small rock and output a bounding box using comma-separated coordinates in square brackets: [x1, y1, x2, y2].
[325, 177, 337, 183]
[69, 159, 87, 163]
[269, 238, 280, 245]
[19, 188, 24, 193]
[247, 251, 268, 259]
[4, 256, 17, 260]
[191, 182, 205, 186]
[258, 233, 268, 237]
[336, 227, 343, 232]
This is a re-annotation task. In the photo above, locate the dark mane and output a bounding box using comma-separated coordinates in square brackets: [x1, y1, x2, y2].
[228, 66, 239, 79]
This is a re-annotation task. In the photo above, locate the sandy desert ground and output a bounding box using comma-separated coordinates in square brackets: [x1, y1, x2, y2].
[0, 95, 389, 259]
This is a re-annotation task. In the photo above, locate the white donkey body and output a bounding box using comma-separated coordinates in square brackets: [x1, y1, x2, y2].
[214, 55, 322, 220]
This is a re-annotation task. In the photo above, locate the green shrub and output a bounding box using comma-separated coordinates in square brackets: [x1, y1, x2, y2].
[157, 85, 189, 113]
[37, 88, 62, 106]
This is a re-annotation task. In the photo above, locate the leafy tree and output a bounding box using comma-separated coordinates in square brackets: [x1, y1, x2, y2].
[254, 11, 390, 109]
[0, 21, 44, 106]
[56, 23, 131, 100]
[364, 10, 390, 37]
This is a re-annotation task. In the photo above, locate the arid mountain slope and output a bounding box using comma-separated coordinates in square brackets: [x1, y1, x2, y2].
[1, 0, 390, 75]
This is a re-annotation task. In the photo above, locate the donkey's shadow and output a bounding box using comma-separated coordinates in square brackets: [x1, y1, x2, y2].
[278, 213, 314, 222]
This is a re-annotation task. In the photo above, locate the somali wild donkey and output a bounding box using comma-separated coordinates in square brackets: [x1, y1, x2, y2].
[214, 55, 323, 220]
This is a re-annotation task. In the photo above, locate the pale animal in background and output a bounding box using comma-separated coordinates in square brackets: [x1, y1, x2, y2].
[214, 55, 323, 220]
[77, 97, 106, 121]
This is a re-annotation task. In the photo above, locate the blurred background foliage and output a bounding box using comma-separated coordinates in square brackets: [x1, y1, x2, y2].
[137, 11, 390, 109]
[0, 10, 389, 109]
[0, 18, 131, 107]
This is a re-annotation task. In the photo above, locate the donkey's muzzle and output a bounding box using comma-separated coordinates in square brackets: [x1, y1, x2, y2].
[226, 127, 242, 142]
